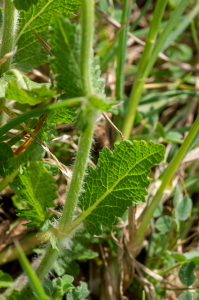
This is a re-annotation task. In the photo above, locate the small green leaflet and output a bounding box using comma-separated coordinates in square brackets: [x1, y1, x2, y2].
[13, 0, 39, 11]
[43, 275, 90, 300]
[77, 140, 165, 236]
[5, 81, 55, 105]
[10, 162, 58, 227]
[13, 0, 80, 72]
[0, 270, 13, 288]
[0, 69, 50, 98]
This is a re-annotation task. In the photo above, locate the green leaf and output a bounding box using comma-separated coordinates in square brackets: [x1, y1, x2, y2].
[67, 282, 90, 300]
[50, 16, 105, 99]
[47, 108, 74, 125]
[184, 251, 199, 266]
[54, 232, 98, 277]
[153, 201, 163, 218]
[0, 142, 15, 177]
[176, 195, 192, 221]
[43, 161, 59, 176]
[50, 16, 83, 97]
[10, 162, 58, 227]
[6, 81, 55, 105]
[166, 251, 187, 263]
[77, 140, 165, 236]
[13, 0, 80, 72]
[155, 216, 172, 233]
[177, 291, 193, 300]
[0, 270, 13, 288]
[43, 275, 74, 299]
[14, 0, 39, 11]
[156, 122, 166, 139]
[7, 288, 37, 300]
[0, 69, 51, 98]
[179, 262, 196, 286]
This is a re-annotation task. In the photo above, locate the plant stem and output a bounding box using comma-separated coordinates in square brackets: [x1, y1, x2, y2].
[0, 0, 17, 126]
[136, 113, 199, 245]
[80, 0, 94, 96]
[35, 0, 97, 281]
[122, 0, 168, 138]
[60, 107, 97, 226]
[114, 0, 134, 137]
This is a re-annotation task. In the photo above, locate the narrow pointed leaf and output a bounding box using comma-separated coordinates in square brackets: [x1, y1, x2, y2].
[76, 140, 165, 236]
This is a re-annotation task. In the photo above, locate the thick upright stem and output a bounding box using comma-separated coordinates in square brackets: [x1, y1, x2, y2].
[136, 114, 199, 245]
[0, 0, 17, 126]
[36, 0, 97, 280]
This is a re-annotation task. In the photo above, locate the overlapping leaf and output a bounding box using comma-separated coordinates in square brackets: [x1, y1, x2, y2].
[10, 162, 58, 227]
[0, 69, 50, 98]
[13, 0, 80, 71]
[50, 16, 83, 98]
[6, 81, 55, 105]
[78, 140, 165, 235]
[50, 16, 105, 98]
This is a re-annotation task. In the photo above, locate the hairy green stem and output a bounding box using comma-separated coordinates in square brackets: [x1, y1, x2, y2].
[136, 114, 199, 245]
[0, 0, 17, 126]
[35, 0, 97, 281]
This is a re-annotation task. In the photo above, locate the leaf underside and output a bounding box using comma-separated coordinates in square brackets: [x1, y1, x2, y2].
[79, 140, 165, 236]
[10, 161, 58, 227]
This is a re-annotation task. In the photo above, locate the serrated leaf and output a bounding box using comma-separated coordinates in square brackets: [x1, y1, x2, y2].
[177, 291, 193, 300]
[76, 140, 165, 236]
[0, 69, 51, 98]
[13, 0, 80, 72]
[47, 108, 74, 125]
[5, 81, 55, 105]
[176, 195, 192, 221]
[0, 142, 15, 177]
[50, 16, 105, 99]
[14, 0, 39, 11]
[10, 162, 58, 227]
[50, 16, 83, 97]
[179, 262, 196, 286]
[0, 270, 13, 288]
[155, 216, 172, 233]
